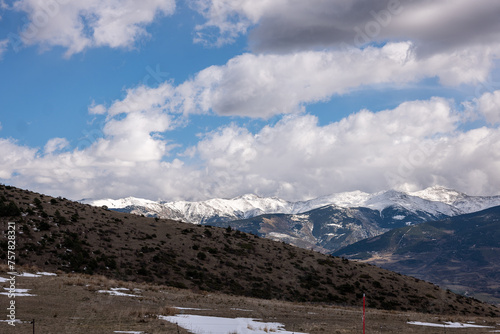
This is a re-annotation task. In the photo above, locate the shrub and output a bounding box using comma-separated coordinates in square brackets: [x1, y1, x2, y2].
[0, 200, 21, 217]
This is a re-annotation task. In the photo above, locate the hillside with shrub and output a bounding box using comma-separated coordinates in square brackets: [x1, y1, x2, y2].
[0, 184, 498, 316]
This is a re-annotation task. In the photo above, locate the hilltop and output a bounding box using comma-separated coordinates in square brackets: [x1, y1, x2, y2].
[1, 184, 499, 316]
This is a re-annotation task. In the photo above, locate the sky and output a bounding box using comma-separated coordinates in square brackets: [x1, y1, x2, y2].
[0, 0, 499, 202]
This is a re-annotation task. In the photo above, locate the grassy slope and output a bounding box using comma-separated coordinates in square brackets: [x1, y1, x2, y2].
[0, 184, 499, 316]
[1, 269, 500, 334]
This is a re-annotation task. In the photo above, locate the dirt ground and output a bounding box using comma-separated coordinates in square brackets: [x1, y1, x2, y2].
[1, 268, 498, 334]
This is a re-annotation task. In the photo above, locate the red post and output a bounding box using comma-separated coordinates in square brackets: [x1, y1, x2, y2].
[363, 294, 365, 334]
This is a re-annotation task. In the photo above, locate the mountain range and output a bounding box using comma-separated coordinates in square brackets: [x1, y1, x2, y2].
[83, 186, 500, 253]
[84, 186, 500, 223]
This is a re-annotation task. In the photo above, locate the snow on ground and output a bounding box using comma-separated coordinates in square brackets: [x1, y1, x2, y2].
[113, 331, 144, 334]
[174, 307, 211, 311]
[0, 276, 10, 283]
[408, 321, 493, 328]
[0, 288, 36, 296]
[268, 232, 297, 240]
[97, 287, 140, 297]
[159, 314, 308, 334]
[36, 272, 57, 276]
[0, 272, 56, 279]
[14, 272, 41, 277]
[0, 319, 24, 324]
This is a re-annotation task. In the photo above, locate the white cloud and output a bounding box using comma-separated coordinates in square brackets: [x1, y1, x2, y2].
[12, 0, 176, 56]
[0, 39, 8, 59]
[106, 83, 177, 116]
[0, 138, 37, 179]
[194, 97, 464, 199]
[477, 90, 500, 124]
[190, 0, 286, 46]
[88, 103, 106, 115]
[104, 41, 496, 119]
[94, 109, 174, 162]
[44, 137, 69, 154]
[2, 96, 500, 200]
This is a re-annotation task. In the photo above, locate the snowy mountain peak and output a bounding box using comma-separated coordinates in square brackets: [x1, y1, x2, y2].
[82, 186, 500, 224]
[88, 196, 158, 209]
[235, 194, 262, 201]
[410, 186, 466, 205]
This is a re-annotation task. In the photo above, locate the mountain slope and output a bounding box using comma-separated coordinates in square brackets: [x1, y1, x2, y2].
[333, 206, 500, 304]
[1, 184, 499, 316]
[209, 204, 449, 253]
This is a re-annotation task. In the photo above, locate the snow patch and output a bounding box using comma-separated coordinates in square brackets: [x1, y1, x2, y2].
[159, 314, 308, 334]
[14, 272, 41, 278]
[0, 288, 36, 297]
[269, 232, 297, 240]
[0, 319, 23, 324]
[36, 271, 57, 276]
[326, 223, 343, 228]
[97, 288, 140, 297]
[408, 321, 493, 328]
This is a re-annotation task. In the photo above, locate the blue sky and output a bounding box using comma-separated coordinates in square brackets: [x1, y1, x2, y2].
[0, 0, 500, 201]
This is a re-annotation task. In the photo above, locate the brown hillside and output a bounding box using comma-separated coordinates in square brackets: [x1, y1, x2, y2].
[0, 184, 498, 316]
[2, 269, 500, 334]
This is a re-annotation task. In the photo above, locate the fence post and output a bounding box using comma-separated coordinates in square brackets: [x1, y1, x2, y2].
[363, 294, 365, 334]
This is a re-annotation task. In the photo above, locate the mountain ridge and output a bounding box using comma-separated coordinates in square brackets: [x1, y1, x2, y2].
[82, 186, 500, 224]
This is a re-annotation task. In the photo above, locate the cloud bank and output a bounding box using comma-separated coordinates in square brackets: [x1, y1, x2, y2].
[11, 0, 175, 56]
[1, 92, 499, 201]
[92, 41, 497, 120]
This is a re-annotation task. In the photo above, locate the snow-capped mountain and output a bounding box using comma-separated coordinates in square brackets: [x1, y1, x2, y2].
[82, 186, 500, 224]
[410, 185, 500, 214]
[87, 193, 295, 223]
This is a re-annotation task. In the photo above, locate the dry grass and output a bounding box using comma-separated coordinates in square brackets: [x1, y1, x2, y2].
[1, 269, 499, 334]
